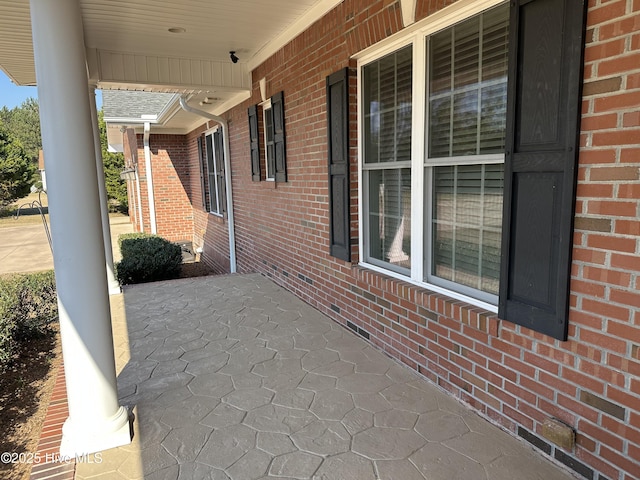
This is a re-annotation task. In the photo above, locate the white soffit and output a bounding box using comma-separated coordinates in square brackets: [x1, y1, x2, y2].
[0, 1, 35, 85]
[89, 50, 252, 93]
[0, 0, 342, 89]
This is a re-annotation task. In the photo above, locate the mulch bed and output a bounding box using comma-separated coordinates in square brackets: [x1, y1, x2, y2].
[179, 261, 216, 278]
[0, 333, 61, 480]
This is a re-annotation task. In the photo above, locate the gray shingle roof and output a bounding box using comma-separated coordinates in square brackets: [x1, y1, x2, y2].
[102, 90, 177, 120]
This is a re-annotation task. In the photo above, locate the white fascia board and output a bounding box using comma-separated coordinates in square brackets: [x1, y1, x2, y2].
[103, 117, 160, 125]
[155, 94, 182, 124]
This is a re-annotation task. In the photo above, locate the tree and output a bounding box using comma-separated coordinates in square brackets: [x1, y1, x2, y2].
[98, 110, 128, 214]
[0, 99, 127, 213]
[0, 98, 41, 162]
[0, 106, 11, 126]
[0, 124, 36, 210]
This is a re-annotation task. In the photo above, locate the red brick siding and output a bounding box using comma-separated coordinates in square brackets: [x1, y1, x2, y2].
[415, 0, 459, 20]
[178, 0, 640, 478]
[146, 134, 194, 242]
[123, 132, 194, 242]
[571, 0, 640, 477]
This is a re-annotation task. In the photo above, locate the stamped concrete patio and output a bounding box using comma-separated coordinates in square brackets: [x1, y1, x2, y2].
[75, 273, 578, 480]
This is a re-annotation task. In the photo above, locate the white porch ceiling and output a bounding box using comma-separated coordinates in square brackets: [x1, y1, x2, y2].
[0, 0, 341, 124]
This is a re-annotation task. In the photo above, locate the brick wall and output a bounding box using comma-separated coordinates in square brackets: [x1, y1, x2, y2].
[147, 134, 194, 242]
[178, 1, 640, 478]
[123, 132, 194, 242]
[570, 1, 640, 478]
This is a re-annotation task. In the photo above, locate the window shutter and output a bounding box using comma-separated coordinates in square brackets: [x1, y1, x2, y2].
[213, 130, 226, 213]
[271, 91, 287, 182]
[248, 105, 261, 181]
[327, 68, 351, 262]
[197, 136, 206, 209]
[499, 0, 586, 340]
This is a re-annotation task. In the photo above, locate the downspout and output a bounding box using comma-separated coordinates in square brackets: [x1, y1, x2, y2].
[143, 122, 157, 234]
[178, 96, 237, 273]
[135, 168, 144, 232]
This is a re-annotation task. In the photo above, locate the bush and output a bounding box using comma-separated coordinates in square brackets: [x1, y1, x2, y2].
[0, 270, 57, 370]
[116, 233, 182, 285]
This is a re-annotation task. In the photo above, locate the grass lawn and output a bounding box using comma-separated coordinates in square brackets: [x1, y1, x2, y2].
[0, 192, 49, 228]
[0, 192, 127, 229]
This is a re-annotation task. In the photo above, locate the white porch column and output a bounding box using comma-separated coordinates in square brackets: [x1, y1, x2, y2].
[30, 0, 131, 457]
[89, 84, 121, 295]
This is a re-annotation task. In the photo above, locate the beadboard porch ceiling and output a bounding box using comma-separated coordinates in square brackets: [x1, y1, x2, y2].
[0, 0, 340, 127]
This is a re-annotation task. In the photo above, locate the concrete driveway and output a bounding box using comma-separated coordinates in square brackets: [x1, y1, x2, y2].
[0, 215, 133, 275]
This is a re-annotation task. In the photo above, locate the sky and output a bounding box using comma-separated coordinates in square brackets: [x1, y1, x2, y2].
[0, 71, 38, 109]
[0, 70, 102, 110]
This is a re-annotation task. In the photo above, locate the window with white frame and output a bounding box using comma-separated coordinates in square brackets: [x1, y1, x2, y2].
[249, 91, 287, 182]
[262, 99, 275, 181]
[204, 128, 226, 216]
[361, 3, 509, 305]
[363, 45, 413, 273]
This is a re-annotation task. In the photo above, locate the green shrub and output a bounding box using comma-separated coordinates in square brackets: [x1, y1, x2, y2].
[116, 233, 182, 285]
[0, 270, 57, 369]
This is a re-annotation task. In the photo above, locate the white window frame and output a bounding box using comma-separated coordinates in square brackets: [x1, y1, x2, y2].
[204, 127, 225, 217]
[261, 99, 275, 181]
[356, 0, 506, 313]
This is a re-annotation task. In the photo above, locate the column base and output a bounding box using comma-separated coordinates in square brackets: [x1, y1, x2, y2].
[108, 281, 122, 295]
[59, 405, 132, 457]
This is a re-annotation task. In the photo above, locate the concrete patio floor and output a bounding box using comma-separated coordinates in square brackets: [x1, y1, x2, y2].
[75, 273, 578, 480]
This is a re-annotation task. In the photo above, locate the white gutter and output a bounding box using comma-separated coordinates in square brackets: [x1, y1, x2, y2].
[103, 117, 160, 125]
[179, 96, 237, 273]
[143, 122, 157, 234]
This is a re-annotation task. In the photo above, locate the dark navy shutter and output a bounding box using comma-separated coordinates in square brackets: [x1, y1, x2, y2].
[248, 105, 261, 181]
[213, 130, 226, 213]
[499, 0, 586, 340]
[326, 68, 351, 262]
[271, 91, 287, 182]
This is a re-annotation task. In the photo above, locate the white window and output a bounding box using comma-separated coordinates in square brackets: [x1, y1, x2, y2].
[261, 99, 275, 181]
[360, 2, 508, 308]
[362, 46, 413, 273]
[204, 128, 226, 216]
